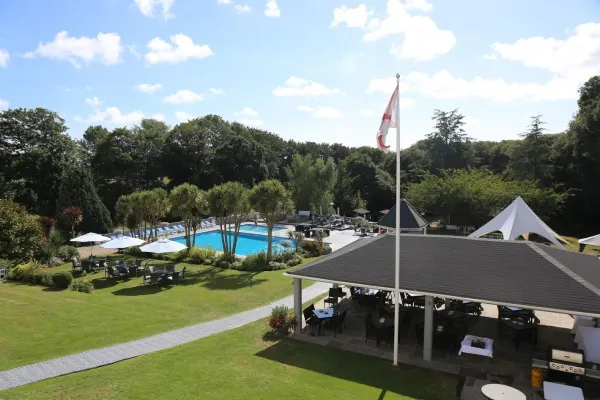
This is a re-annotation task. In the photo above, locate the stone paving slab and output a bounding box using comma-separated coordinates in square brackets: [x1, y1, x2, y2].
[0, 281, 329, 392]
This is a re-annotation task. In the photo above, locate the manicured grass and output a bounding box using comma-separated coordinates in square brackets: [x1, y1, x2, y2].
[0, 257, 318, 370]
[1, 320, 457, 400]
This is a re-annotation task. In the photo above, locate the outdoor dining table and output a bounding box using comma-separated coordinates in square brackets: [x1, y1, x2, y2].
[437, 309, 465, 321]
[480, 383, 525, 400]
[313, 308, 334, 320]
[459, 335, 494, 358]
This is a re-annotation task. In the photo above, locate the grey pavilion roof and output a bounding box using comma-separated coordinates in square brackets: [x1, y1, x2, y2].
[286, 234, 600, 317]
[378, 199, 428, 229]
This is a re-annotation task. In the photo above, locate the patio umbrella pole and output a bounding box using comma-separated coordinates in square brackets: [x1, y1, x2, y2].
[393, 73, 401, 367]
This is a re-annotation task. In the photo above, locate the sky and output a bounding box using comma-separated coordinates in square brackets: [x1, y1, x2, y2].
[0, 0, 599, 148]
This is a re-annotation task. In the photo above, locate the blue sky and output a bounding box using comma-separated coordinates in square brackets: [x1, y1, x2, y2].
[0, 0, 599, 148]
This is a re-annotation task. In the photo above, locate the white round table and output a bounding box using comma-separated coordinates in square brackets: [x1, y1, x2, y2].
[481, 384, 526, 400]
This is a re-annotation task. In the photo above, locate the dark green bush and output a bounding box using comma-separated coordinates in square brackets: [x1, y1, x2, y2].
[169, 249, 189, 262]
[125, 246, 144, 256]
[52, 271, 73, 289]
[216, 260, 232, 269]
[239, 251, 268, 271]
[8, 262, 42, 282]
[71, 279, 94, 293]
[299, 240, 330, 257]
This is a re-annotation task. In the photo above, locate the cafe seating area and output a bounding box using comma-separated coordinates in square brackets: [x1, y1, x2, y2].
[295, 287, 600, 398]
[71, 256, 186, 286]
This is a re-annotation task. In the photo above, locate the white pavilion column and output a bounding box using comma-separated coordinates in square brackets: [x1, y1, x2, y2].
[293, 278, 302, 333]
[423, 295, 434, 361]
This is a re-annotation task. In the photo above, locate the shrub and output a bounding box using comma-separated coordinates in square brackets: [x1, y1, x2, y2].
[0, 200, 44, 261]
[240, 250, 268, 271]
[38, 271, 55, 286]
[268, 261, 287, 271]
[185, 247, 216, 264]
[232, 261, 243, 270]
[71, 279, 94, 294]
[268, 305, 295, 334]
[205, 256, 215, 265]
[279, 241, 292, 248]
[169, 249, 189, 262]
[125, 245, 143, 256]
[52, 271, 73, 289]
[216, 260, 232, 269]
[57, 245, 79, 261]
[9, 262, 42, 282]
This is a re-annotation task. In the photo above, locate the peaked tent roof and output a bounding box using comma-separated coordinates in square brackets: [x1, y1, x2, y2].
[579, 234, 600, 247]
[468, 196, 568, 249]
[378, 199, 428, 229]
[286, 234, 600, 317]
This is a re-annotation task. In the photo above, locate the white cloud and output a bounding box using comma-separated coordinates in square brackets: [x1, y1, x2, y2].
[0, 98, 8, 109]
[137, 83, 163, 93]
[209, 87, 225, 95]
[331, 4, 372, 29]
[134, 0, 175, 19]
[264, 0, 280, 17]
[358, 98, 415, 117]
[368, 71, 580, 102]
[0, 49, 9, 67]
[24, 31, 122, 68]
[85, 107, 145, 125]
[163, 89, 203, 104]
[234, 5, 251, 14]
[297, 105, 344, 119]
[332, 0, 455, 62]
[175, 111, 198, 122]
[236, 107, 259, 117]
[239, 119, 264, 126]
[151, 113, 165, 121]
[486, 23, 600, 83]
[145, 34, 213, 65]
[217, 0, 231, 4]
[85, 96, 102, 107]
[273, 76, 342, 97]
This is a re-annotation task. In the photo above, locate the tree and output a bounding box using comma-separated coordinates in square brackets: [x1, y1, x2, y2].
[144, 188, 171, 239]
[62, 207, 83, 238]
[249, 180, 294, 261]
[207, 182, 251, 260]
[285, 154, 337, 212]
[56, 167, 112, 234]
[425, 109, 472, 171]
[213, 135, 270, 187]
[0, 199, 43, 261]
[505, 115, 552, 185]
[287, 230, 305, 253]
[170, 183, 207, 248]
[0, 108, 77, 217]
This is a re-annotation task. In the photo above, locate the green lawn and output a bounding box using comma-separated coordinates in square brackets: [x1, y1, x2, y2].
[0, 257, 318, 371]
[1, 320, 457, 400]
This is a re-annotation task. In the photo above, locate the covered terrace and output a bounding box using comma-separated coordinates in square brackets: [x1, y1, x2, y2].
[285, 234, 600, 398]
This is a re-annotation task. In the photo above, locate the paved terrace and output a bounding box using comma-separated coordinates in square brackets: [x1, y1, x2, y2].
[294, 295, 600, 399]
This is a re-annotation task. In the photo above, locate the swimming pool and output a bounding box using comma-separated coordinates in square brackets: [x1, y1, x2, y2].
[239, 224, 288, 234]
[172, 230, 292, 256]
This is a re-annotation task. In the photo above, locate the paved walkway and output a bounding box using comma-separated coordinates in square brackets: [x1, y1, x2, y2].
[0, 281, 329, 392]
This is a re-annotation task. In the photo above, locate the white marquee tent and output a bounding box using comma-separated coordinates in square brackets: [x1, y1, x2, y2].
[469, 196, 568, 249]
[578, 234, 600, 252]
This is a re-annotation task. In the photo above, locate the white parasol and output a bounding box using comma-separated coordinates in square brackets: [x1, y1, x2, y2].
[140, 239, 187, 254]
[70, 232, 110, 257]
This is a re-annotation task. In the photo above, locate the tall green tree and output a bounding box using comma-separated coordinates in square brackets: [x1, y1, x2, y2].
[56, 167, 112, 234]
[0, 108, 77, 217]
[285, 154, 336, 212]
[144, 188, 171, 239]
[207, 182, 251, 260]
[170, 183, 207, 247]
[425, 108, 472, 171]
[249, 180, 294, 261]
[505, 115, 552, 185]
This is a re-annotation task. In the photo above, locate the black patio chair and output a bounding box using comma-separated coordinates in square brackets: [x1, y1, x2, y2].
[323, 288, 339, 308]
[143, 266, 159, 285]
[165, 263, 175, 273]
[323, 314, 343, 337]
[107, 266, 127, 279]
[172, 267, 186, 284]
[303, 305, 321, 335]
[71, 257, 82, 271]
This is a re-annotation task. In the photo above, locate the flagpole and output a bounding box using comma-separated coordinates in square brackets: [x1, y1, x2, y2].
[393, 73, 401, 367]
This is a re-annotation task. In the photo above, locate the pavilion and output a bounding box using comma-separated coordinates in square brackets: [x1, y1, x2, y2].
[377, 199, 428, 234]
[286, 234, 600, 362]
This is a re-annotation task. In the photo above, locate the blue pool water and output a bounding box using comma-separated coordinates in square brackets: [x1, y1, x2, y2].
[172, 230, 291, 256]
[239, 224, 288, 233]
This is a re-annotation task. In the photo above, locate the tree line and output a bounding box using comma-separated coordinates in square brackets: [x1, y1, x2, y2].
[2, 76, 600, 236]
